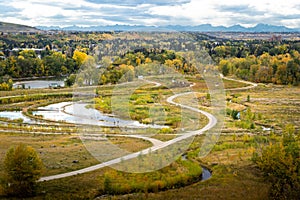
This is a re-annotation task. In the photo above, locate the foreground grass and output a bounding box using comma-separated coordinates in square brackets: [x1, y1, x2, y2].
[103, 164, 269, 200]
[226, 84, 300, 131]
[0, 133, 152, 177]
[1, 134, 272, 200]
[96, 134, 271, 200]
[0, 79, 298, 199]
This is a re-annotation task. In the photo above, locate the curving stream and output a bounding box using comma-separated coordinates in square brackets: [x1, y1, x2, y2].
[32, 102, 167, 129]
[1, 75, 258, 184]
[39, 86, 217, 181]
[201, 167, 212, 181]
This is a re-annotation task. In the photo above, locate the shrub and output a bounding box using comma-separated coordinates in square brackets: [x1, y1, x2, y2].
[2, 144, 44, 197]
[252, 124, 300, 199]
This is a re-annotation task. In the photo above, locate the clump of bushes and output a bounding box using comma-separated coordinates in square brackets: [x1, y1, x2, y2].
[98, 159, 203, 195]
[252, 124, 300, 199]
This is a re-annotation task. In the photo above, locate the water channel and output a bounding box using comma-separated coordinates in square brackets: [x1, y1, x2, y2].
[13, 79, 65, 89]
[0, 101, 166, 129]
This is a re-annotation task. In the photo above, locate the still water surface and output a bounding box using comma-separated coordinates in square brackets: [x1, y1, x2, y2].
[13, 80, 65, 89]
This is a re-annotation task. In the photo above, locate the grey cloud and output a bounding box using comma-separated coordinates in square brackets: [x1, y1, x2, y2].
[80, 11, 173, 25]
[63, 4, 170, 25]
[85, 0, 190, 6]
[225, 13, 300, 28]
[0, 4, 21, 13]
[1, 0, 299, 28]
[214, 4, 300, 26]
[217, 4, 265, 16]
[272, 14, 300, 20]
[51, 14, 68, 20]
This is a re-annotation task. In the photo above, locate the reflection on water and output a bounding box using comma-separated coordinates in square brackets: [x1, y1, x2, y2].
[33, 102, 166, 128]
[201, 167, 212, 181]
[0, 111, 35, 123]
[13, 80, 65, 89]
[0, 101, 167, 128]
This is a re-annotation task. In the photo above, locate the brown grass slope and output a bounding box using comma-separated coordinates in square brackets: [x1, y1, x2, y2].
[0, 21, 40, 33]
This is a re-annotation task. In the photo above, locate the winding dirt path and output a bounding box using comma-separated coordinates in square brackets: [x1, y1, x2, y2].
[38, 83, 217, 182]
[221, 74, 258, 91]
[38, 75, 257, 181]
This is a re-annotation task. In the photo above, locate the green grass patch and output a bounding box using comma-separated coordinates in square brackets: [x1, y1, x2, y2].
[98, 158, 203, 195]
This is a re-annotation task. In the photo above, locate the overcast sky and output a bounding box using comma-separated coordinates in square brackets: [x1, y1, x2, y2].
[0, 0, 300, 28]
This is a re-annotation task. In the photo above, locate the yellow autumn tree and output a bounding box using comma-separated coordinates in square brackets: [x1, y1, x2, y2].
[119, 64, 135, 82]
[3, 144, 44, 197]
[72, 50, 88, 66]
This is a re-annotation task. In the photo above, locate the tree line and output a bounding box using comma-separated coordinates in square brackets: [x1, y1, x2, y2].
[2, 32, 300, 87]
[218, 51, 300, 85]
[66, 48, 197, 87]
[0, 49, 78, 78]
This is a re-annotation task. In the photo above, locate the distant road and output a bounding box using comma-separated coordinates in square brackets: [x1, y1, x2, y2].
[221, 74, 258, 91]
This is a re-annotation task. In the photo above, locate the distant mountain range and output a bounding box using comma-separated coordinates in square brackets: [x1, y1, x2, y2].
[37, 23, 300, 32]
[1, 21, 299, 33]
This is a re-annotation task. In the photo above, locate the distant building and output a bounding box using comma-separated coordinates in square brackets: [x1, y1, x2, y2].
[9, 48, 45, 58]
[11, 48, 45, 52]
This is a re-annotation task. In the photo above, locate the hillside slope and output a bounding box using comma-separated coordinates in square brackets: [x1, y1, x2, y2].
[0, 21, 41, 33]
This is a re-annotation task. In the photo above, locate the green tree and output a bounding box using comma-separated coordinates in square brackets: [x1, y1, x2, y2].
[80, 56, 98, 85]
[103, 175, 112, 194]
[2, 144, 43, 197]
[214, 46, 226, 58]
[119, 64, 135, 82]
[253, 124, 300, 199]
[219, 59, 230, 76]
[231, 109, 240, 120]
[43, 52, 66, 76]
[65, 74, 76, 87]
[247, 95, 250, 102]
[0, 76, 13, 91]
[275, 64, 288, 84]
[255, 66, 273, 83]
[16, 50, 41, 77]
